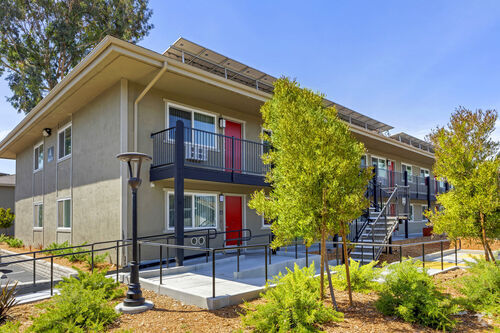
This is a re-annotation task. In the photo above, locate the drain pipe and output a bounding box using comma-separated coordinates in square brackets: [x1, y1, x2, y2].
[134, 61, 168, 151]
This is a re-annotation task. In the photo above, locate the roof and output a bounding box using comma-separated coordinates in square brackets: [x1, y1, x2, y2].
[165, 37, 393, 133]
[390, 132, 434, 153]
[0, 174, 15, 187]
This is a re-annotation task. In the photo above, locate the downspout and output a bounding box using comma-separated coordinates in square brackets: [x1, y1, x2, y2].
[134, 61, 168, 151]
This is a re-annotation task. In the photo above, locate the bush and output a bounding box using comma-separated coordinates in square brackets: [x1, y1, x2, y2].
[331, 259, 383, 293]
[0, 235, 23, 248]
[375, 260, 458, 331]
[241, 263, 343, 332]
[28, 269, 123, 332]
[457, 257, 499, 316]
[0, 281, 18, 325]
[0, 209, 14, 230]
[0, 321, 20, 333]
[44, 241, 108, 267]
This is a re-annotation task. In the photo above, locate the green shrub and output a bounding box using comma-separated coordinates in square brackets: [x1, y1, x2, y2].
[457, 257, 499, 316]
[0, 321, 20, 333]
[0, 208, 14, 230]
[0, 281, 18, 324]
[0, 235, 23, 248]
[331, 259, 383, 293]
[28, 269, 123, 332]
[44, 241, 108, 267]
[375, 260, 458, 331]
[241, 263, 343, 332]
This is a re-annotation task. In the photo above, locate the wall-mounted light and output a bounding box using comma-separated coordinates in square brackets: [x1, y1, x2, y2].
[42, 128, 51, 137]
[219, 118, 226, 128]
[219, 194, 224, 202]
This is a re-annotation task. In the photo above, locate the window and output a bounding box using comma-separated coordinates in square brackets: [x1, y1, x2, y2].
[168, 106, 216, 147]
[262, 217, 273, 228]
[419, 168, 430, 183]
[34, 143, 44, 171]
[372, 156, 387, 178]
[58, 199, 71, 228]
[360, 155, 367, 168]
[421, 205, 428, 220]
[262, 129, 272, 154]
[401, 163, 412, 182]
[409, 204, 414, 221]
[167, 192, 217, 229]
[58, 125, 72, 159]
[34, 203, 43, 228]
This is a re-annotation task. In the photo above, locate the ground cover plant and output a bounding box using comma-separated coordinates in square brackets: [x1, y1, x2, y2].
[240, 263, 343, 332]
[0, 235, 23, 248]
[331, 259, 383, 293]
[375, 260, 458, 331]
[456, 257, 499, 317]
[0, 281, 18, 325]
[44, 241, 108, 268]
[28, 269, 123, 332]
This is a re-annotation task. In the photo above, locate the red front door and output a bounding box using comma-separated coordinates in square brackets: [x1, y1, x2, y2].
[225, 120, 242, 172]
[225, 196, 242, 246]
[387, 160, 395, 187]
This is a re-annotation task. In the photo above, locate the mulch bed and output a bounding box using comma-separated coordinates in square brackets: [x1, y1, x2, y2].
[6, 268, 497, 332]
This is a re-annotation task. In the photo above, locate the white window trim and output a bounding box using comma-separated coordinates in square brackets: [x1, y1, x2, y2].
[164, 191, 218, 232]
[56, 197, 72, 231]
[421, 205, 429, 220]
[370, 155, 387, 169]
[34, 141, 44, 173]
[409, 204, 415, 221]
[261, 216, 272, 229]
[165, 102, 219, 150]
[33, 202, 43, 230]
[57, 123, 72, 162]
[401, 162, 414, 183]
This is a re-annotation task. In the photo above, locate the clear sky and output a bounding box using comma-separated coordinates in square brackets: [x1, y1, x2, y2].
[1, 0, 499, 174]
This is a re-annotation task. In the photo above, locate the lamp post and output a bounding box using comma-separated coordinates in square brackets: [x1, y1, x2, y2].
[115, 152, 153, 314]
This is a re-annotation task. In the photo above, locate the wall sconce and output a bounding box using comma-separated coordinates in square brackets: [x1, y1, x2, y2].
[42, 128, 51, 137]
[219, 118, 226, 128]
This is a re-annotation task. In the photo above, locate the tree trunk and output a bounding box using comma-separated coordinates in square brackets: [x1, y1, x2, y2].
[340, 220, 353, 306]
[479, 212, 490, 261]
[324, 248, 338, 311]
[320, 228, 326, 299]
[479, 234, 491, 262]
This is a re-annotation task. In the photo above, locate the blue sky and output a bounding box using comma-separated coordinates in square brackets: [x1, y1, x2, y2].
[1, 0, 500, 174]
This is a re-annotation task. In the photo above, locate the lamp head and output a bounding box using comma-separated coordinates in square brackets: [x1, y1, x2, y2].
[116, 152, 152, 183]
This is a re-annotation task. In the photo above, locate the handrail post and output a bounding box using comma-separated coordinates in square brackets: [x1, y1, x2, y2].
[116, 241, 119, 282]
[306, 246, 309, 267]
[91, 244, 95, 273]
[160, 246, 163, 285]
[422, 243, 425, 268]
[295, 237, 298, 259]
[399, 245, 403, 263]
[373, 167, 378, 209]
[206, 230, 209, 263]
[231, 136, 235, 172]
[50, 257, 54, 296]
[33, 252, 36, 286]
[212, 249, 216, 298]
[264, 245, 268, 282]
[454, 240, 458, 266]
[237, 240, 240, 273]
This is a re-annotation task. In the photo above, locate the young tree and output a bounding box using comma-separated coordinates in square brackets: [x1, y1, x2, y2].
[425, 107, 499, 261]
[0, 208, 15, 230]
[0, 0, 153, 114]
[249, 78, 372, 306]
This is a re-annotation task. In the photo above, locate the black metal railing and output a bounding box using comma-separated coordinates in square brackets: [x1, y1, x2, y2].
[151, 124, 270, 176]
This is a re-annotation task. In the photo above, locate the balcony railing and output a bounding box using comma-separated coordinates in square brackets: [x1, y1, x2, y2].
[151, 125, 270, 176]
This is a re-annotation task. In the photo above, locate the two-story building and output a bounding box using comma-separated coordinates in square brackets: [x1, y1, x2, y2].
[0, 36, 443, 264]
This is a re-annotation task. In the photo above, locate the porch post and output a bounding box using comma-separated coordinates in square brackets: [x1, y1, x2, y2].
[373, 166, 378, 210]
[404, 171, 408, 239]
[174, 120, 185, 266]
[426, 176, 431, 211]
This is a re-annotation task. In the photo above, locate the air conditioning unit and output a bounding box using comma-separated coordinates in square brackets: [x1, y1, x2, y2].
[185, 144, 208, 162]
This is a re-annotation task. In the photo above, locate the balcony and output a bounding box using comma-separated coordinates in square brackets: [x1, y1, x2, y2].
[150, 122, 270, 186]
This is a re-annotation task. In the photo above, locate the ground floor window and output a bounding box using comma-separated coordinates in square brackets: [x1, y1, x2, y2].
[409, 204, 414, 221]
[34, 203, 43, 228]
[421, 205, 428, 220]
[167, 192, 217, 229]
[58, 198, 71, 228]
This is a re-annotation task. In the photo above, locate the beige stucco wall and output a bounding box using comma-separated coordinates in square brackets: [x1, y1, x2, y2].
[14, 82, 122, 254]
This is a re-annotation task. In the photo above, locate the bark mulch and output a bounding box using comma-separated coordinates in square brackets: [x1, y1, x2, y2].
[6, 269, 496, 332]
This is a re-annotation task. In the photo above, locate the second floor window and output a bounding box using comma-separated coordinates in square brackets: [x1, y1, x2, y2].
[168, 106, 216, 147]
[34, 143, 43, 171]
[58, 125, 72, 159]
[401, 164, 412, 182]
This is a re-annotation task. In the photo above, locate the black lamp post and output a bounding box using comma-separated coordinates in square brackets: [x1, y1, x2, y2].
[115, 152, 153, 313]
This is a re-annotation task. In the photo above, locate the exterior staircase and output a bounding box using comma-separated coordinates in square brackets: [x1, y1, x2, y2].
[350, 185, 409, 263]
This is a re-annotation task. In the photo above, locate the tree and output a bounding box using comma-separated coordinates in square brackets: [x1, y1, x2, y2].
[249, 78, 372, 306]
[0, 208, 15, 229]
[425, 107, 499, 261]
[0, 0, 153, 114]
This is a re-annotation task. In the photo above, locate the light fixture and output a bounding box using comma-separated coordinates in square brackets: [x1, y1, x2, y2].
[219, 118, 226, 128]
[42, 128, 51, 137]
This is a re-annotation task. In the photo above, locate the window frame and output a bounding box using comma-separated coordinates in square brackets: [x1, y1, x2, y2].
[33, 202, 43, 229]
[57, 123, 72, 162]
[164, 191, 218, 231]
[33, 141, 44, 172]
[57, 197, 72, 230]
[409, 204, 414, 221]
[421, 205, 428, 221]
[401, 163, 413, 183]
[165, 102, 218, 150]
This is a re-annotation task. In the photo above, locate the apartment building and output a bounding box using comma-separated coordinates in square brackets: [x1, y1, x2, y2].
[0, 37, 444, 263]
